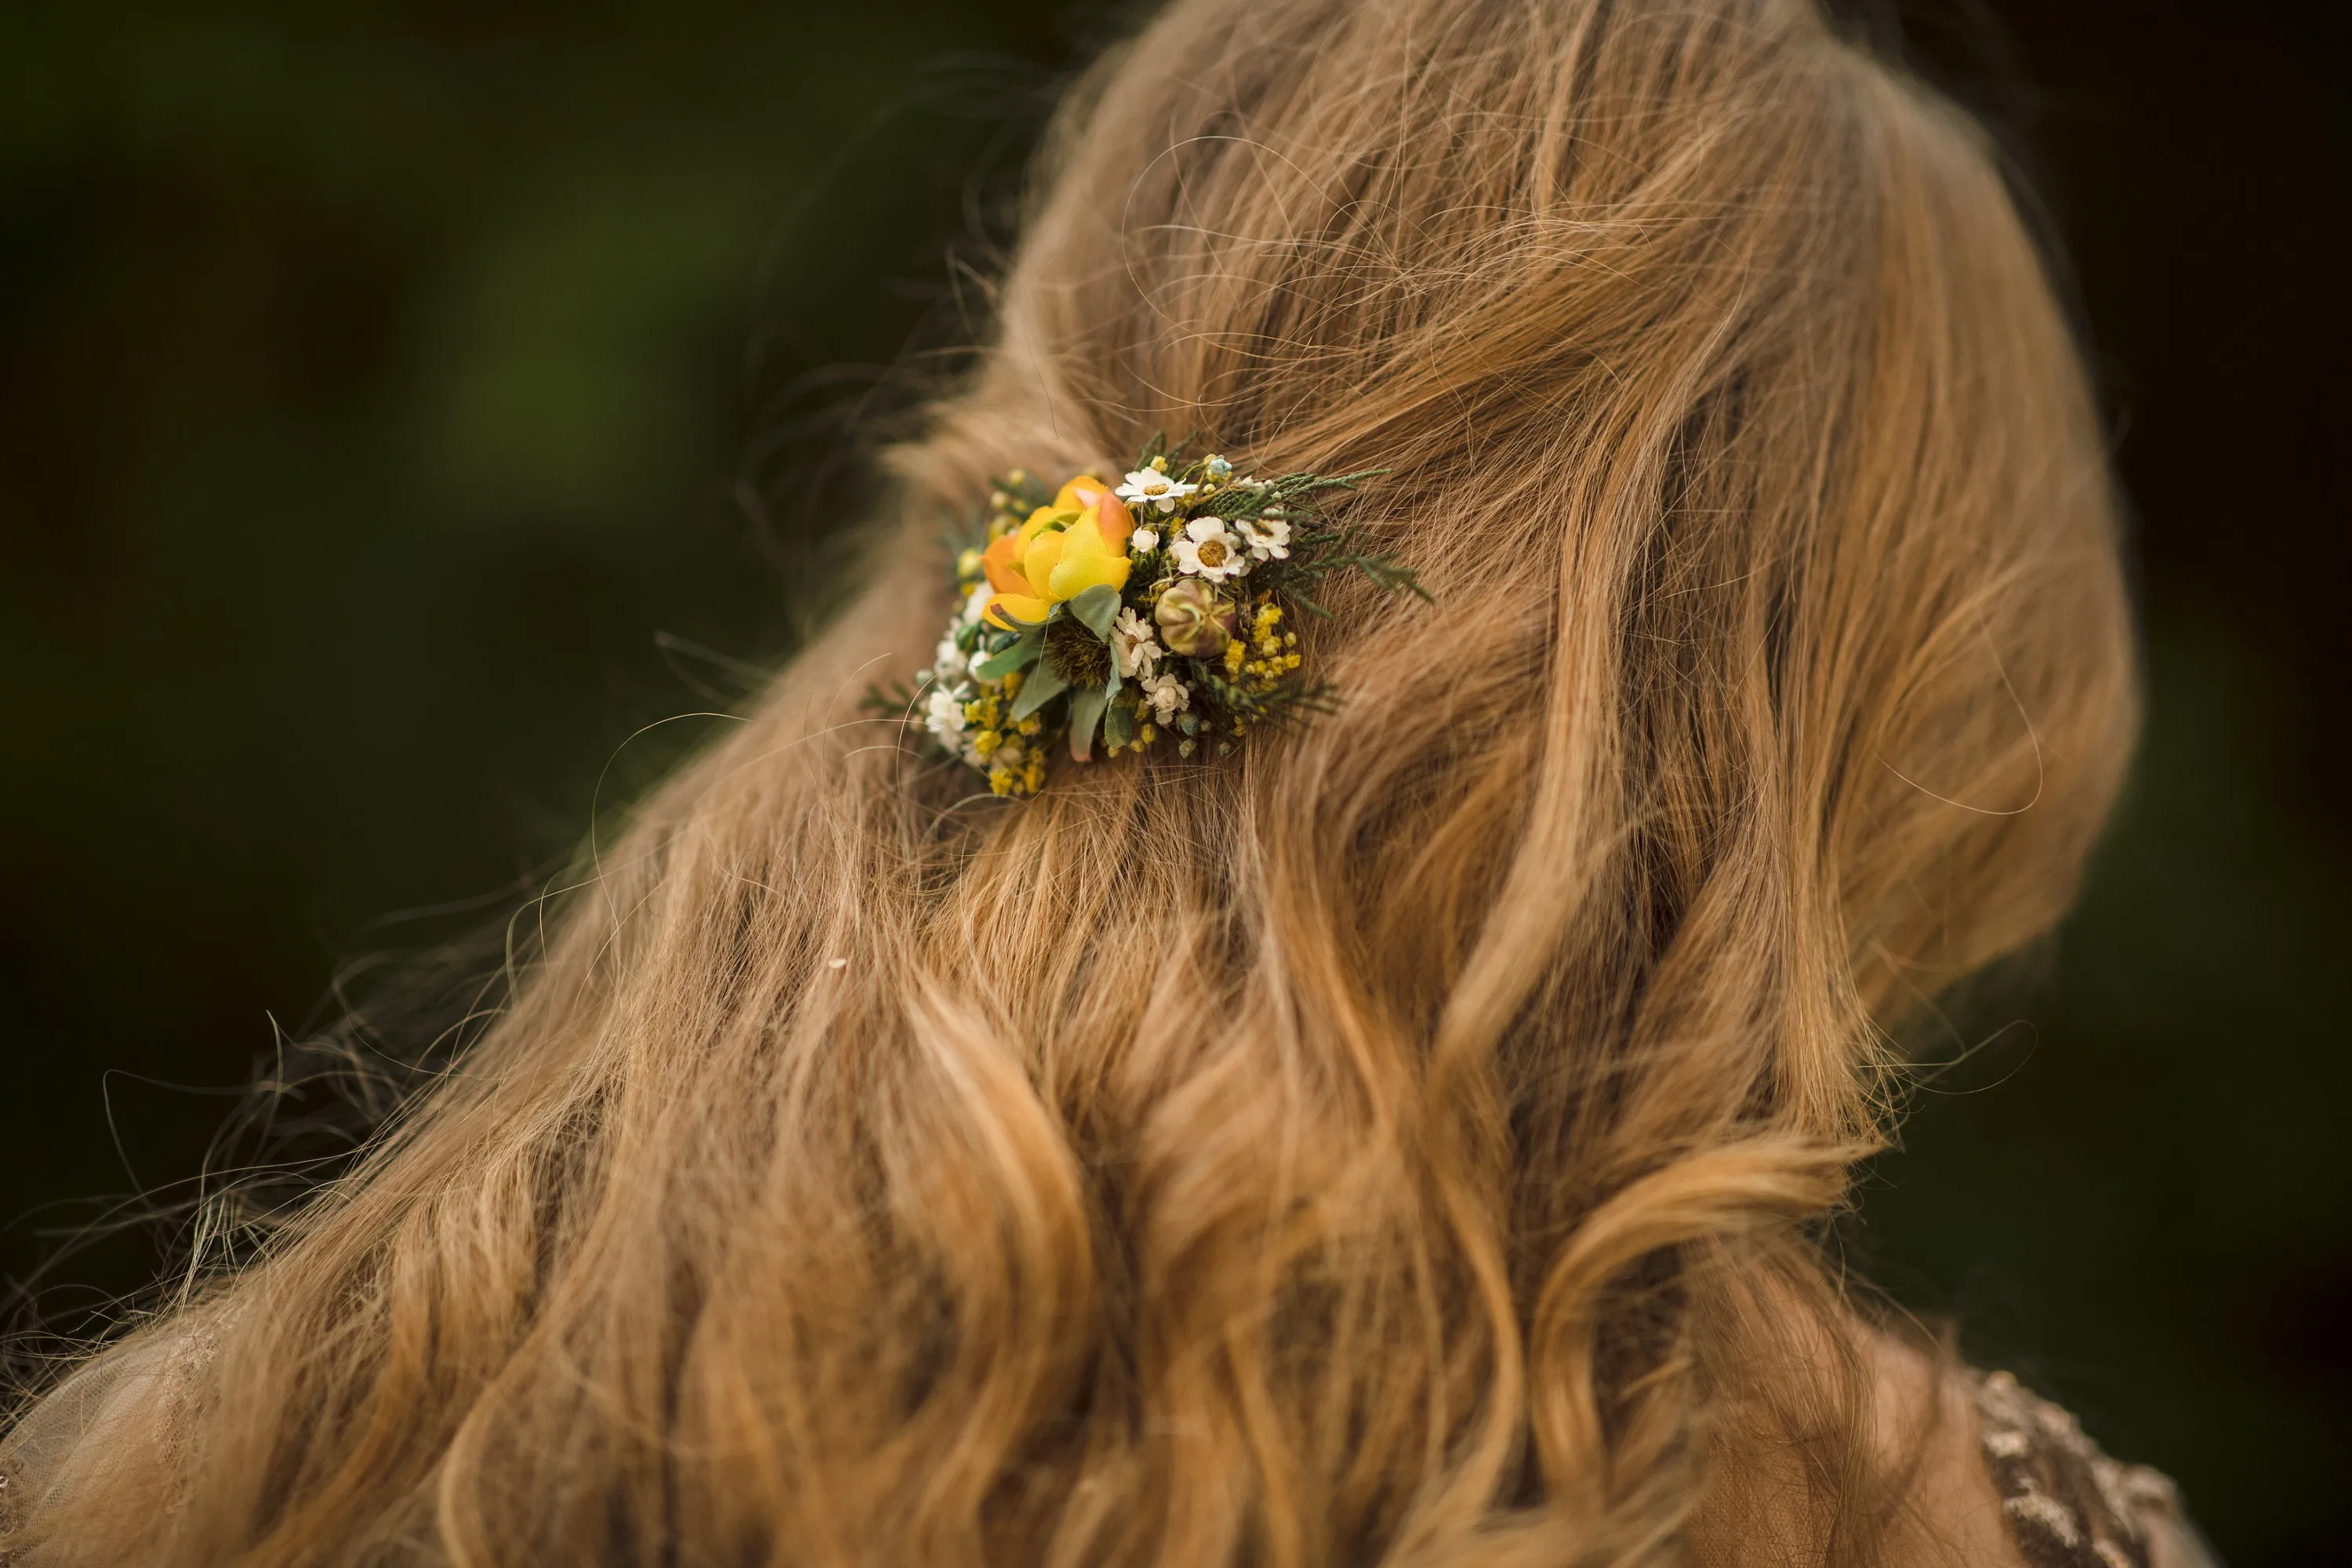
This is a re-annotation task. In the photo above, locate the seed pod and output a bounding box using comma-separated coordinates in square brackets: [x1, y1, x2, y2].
[1153, 577, 1236, 657]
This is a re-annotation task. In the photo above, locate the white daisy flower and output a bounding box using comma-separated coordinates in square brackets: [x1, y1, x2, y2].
[1116, 467, 1199, 514]
[1171, 517, 1248, 582]
[924, 686, 967, 750]
[1142, 670, 1191, 724]
[1110, 606, 1161, 680]
[931, 633, 970, 686]
[1236, 516, 1291, 562]
[1128, 526, 1160, 554]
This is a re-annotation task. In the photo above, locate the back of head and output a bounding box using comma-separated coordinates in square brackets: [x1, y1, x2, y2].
[2, 1, 2132, 1563]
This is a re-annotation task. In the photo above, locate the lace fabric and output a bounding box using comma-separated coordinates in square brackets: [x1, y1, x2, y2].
[1973, 1370, 2220, 1568]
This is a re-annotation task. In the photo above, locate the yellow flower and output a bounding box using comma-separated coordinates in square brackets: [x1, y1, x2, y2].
[982, 474, 1134, 630]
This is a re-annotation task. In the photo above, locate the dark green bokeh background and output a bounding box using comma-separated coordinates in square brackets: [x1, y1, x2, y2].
[2, 2, 2344, 1562]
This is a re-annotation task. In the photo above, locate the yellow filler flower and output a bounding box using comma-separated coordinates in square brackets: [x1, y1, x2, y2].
[982, 475, 1133, 630]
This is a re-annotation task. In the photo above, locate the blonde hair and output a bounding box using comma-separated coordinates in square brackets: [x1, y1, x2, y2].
[2, 0, 2134, 1563]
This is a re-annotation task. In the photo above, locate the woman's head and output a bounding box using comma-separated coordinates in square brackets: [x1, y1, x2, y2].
[927, 0, 2129, 1079]
[4, 2, 2133, 1563]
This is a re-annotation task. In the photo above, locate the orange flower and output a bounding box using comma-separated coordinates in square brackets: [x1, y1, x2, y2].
[982, 475, 1135, 630]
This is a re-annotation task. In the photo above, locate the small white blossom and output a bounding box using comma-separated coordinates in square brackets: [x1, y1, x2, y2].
[1110, 606, 1161, 680]
[1116, 467, 1199, 514]
[1128, 526, 1160, 554]
[1142, 670, 1191, 724]
[960, 580, 996, 625]
[931, 633, 970, 685]
[1236, 516, 1291, 562]
[1171, 517, 1248, 582]
[924, 686, 967, 751]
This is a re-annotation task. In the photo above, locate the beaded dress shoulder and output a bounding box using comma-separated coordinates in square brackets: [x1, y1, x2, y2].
[1971, 1370, 2219, 1568]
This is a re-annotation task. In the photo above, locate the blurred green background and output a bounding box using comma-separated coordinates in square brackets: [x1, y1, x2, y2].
[1, 2, 2343, 1562]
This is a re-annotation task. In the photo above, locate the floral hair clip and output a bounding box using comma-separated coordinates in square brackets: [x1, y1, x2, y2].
[905, 439, 1425, 797]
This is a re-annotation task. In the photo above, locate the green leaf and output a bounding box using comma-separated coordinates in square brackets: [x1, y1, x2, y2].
[861, 678, 917, 719]
[1011, 661, 1068, 720]
[975, 633, 1041, 681]
[1069, 688, 1108, 760]
[1103, 700, 1135, 750]
[1069, 583, 1122, 639]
